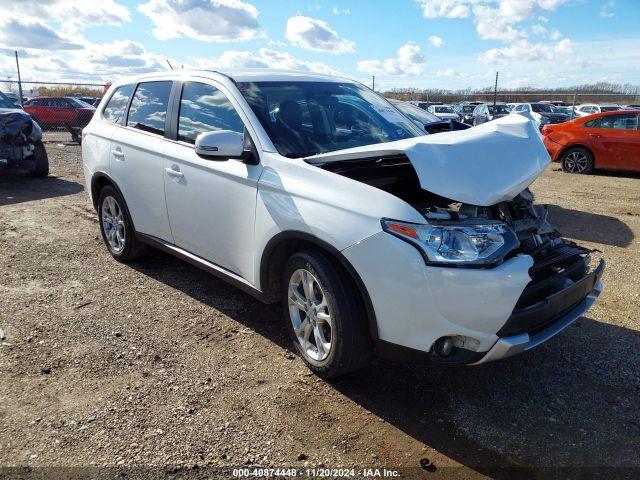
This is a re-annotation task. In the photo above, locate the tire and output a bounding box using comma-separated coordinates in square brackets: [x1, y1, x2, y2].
[97, 185, 147, 262]
[282, 250, 371, 378]
[561, 147, 594, 174]
[29, 141, 49, 177]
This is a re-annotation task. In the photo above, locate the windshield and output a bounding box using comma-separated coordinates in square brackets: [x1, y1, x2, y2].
[392, 101, 440, 124]
[434, 106, 454, 113]
[600, 106, 620, 112]
[0, 91, 16, 109]
[531, 103, 554, 113]
[67, 97, 93, 108]
[237, 81, 424, 158]
[460, 105, 475, 113]
[488, 104, 511, 114]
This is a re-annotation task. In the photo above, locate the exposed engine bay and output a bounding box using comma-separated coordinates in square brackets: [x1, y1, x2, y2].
[319, 153, 597, 326]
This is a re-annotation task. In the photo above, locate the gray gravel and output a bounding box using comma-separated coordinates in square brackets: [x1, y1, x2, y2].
[0, 138, 638, 478]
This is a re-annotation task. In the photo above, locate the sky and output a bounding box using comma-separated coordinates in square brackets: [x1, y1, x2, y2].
[0, 0, 639, 91]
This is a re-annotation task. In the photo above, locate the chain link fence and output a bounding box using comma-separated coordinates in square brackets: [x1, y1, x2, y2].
[1, 79, 108, 145]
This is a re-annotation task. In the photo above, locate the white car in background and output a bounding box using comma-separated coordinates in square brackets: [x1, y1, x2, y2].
[575, 104, 621, 117]
[427, 104, 460, 120]
[82, 70, 604, 378]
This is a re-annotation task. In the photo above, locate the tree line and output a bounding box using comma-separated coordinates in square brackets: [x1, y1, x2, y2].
[383, 82, 640, 104]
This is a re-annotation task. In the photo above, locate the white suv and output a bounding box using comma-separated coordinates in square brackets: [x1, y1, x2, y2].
[82, 70, 604, 378]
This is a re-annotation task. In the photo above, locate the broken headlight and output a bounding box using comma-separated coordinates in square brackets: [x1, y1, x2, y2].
[381, 219, 519, 267]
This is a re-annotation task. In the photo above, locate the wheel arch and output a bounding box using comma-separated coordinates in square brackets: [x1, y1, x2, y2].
[557, 143, 597, 167]
[90, 172, 137, 231]
[259, 231, 379, 341]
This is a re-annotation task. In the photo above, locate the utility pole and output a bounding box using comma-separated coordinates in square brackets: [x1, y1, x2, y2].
[492, 71, 498, 112]
[372, 75, 375, 91]
[14, 51, 24, 108]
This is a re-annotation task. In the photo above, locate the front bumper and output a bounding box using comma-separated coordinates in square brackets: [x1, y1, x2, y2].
[342, 231, 604, 366]
[473, 259, 604, 364]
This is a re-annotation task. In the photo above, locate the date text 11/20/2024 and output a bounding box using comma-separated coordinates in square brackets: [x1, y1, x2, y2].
[232, 468, 401, 477]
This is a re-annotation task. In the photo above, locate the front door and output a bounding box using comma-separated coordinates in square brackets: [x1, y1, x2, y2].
[163, 80, 262, 281]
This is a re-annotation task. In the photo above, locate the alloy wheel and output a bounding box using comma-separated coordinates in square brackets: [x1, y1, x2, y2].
[564, 151, 589, 173]
[287, 268, 333, 362]
[101, 196, 126, 253]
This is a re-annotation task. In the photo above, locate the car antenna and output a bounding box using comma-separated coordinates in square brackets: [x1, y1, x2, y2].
[166, 59, 174, 70]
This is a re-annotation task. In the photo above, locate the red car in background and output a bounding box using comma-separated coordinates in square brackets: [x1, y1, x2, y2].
[542, 110, 640, 174]
[23, 96, 95, 143]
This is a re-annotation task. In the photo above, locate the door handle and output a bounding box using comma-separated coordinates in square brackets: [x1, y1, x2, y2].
[165, 166, 184, 179]
[589, 133, 602, 138]
[111, 148, 125, 160]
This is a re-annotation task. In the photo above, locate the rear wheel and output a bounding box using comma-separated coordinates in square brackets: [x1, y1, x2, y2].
[282, 250, 371, 378]
[561, 147, 594, 174]
[29, 141, 49, 177]
[97, 186, 147, 261]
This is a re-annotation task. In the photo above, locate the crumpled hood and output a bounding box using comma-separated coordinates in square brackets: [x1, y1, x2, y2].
[0, 108, 33, 137]
[305, 112, 550, 206]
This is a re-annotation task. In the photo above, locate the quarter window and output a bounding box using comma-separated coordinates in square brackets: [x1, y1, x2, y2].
[126, 81, 172, 136]
[178, 82, 245, 144]
[103, 84, 134, 124]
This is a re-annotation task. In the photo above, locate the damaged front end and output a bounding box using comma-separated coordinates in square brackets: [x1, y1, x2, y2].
[307, 113, 604, 362]
[0, 106, 47, 176]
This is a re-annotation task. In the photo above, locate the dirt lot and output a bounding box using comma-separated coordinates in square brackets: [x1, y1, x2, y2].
[1, 139, 639, 479]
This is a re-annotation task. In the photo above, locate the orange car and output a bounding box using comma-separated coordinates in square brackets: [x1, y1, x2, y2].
[542, 110, 640, 174]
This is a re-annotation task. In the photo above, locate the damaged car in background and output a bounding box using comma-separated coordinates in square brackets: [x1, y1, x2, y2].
[83, 71, 604, 378]
[0, 91, 48, 177]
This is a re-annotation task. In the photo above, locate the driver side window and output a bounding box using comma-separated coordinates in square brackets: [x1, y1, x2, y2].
[178, 82, 245, 144]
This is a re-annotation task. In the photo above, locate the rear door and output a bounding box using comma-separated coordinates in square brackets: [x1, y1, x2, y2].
[162, 79, 262, 280]
[109, 80, 174, 242]
[597, 113, 640, 170]
[83, 83, 135, 188]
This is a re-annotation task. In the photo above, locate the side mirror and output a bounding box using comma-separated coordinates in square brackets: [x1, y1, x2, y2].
[195, 130, 244, 160]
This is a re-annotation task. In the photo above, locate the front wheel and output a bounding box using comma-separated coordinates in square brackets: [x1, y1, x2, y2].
[561, 147, 594, 174]
[97, 186, 147, 261]
[29, 141, 49, 177]
[282, 250, 371, 378]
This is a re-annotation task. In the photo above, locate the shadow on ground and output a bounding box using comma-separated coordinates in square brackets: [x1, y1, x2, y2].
[131, 249, 640, 479]
[548, 204, 634, 248]
[0, 173, 83, 206]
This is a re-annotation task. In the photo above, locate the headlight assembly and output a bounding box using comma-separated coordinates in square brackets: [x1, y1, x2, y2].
[381, 219, 519, 267]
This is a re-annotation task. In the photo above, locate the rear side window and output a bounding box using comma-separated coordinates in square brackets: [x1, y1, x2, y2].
[127, 81, 172, 136]
[103, 84, 134, 124]
[177, 82, 245, 144]
[599, 114, 639, 130]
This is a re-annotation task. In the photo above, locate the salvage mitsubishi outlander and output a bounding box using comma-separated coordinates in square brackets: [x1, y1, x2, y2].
[82, 70, 604, 378]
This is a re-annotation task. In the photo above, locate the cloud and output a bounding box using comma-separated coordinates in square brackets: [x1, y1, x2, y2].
[417, 1, 569, 43]
[0, 0, 131, 31]
[357, 42, 425, 76]
[478, 38, 573, 64]
[138, 0, 260, 42]
[600, 0, 614, 18]
[332, 6, 350, 15]
[531, 23, 562, 40]
[194, 48, 341, 75]
[436, 68, 456, 77]
[285, 16, 355, 54]
[428, 35, 445, 47]
[0, 19, 83, 50]
[417, 0, 474, 18]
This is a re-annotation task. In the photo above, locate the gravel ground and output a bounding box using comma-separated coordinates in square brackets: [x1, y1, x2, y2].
[1, 138, 638, 479]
